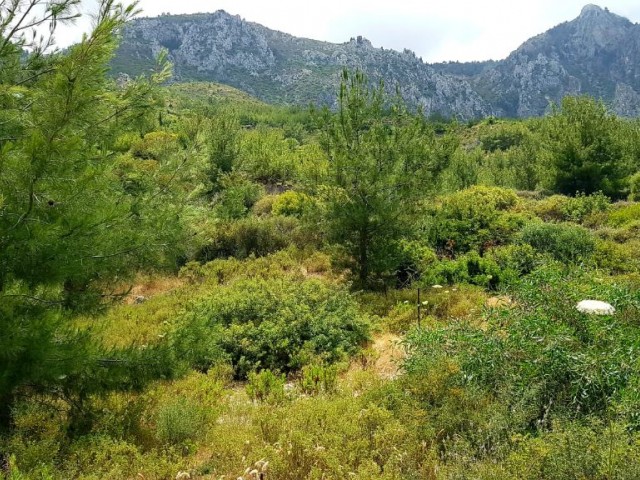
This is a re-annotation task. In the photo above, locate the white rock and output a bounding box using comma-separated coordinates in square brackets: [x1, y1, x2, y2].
[576, 300, 615, 315]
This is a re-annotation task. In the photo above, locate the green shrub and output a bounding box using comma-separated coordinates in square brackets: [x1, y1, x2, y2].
[395, 240, 438, 287]
[480, 124, 527, 152]
[246, 370, 286, 404]
[112, 132, 140, 152]
[520, 221, 596, 263]
[7, 402, 66, 473]
[425, 251, 507, 289]
[506, 422, 640, 480]
[298, 363, 339, 395]
[195, 216, 299, 261]
[251, 194, 278, 216]
[425, 186, 525, 255]
[213, 174, 265, 219]
[272, 190, 312, 218]
[629, 172, 640, 201]
[441, 148, 480, 190]
[237, 127, 300, 182]
[179, 249, 304, 285]
[62, 434, 179, 479]
[608, 202, 640, 227]
[563, 191, 611, 223]
[533, 192, 610, 223]
[155, 397, 208, 445]
[177, 277, 370, 378]
[485, 243, 538, 276]
[405, 265, 640, 429]
[594, 239, 640, 273]
[130, 131, 180, 161]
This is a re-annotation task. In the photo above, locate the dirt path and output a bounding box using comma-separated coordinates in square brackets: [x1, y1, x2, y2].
[370, 333, 406, 380]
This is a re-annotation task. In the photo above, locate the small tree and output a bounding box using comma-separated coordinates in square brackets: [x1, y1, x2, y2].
[205, 107, 241, 188]
[545, 96, 628, 198]
[314, 70, 435, 286]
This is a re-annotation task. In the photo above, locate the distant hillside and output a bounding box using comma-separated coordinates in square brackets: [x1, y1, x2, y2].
[111, 11, 492, 120]
[113, 4, 640, 118]
[465, 4, 640, 117]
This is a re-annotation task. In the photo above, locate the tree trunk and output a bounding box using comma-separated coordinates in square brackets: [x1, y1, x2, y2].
[358, 227, 369, 285]
[0, 393, 13, 431]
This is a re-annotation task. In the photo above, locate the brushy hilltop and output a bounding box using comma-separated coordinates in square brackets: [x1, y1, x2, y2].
[113, 4, 640, 119]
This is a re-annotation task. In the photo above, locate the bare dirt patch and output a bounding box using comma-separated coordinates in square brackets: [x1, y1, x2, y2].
[369, 333, 406, 380]
[122, 275, 185, 305]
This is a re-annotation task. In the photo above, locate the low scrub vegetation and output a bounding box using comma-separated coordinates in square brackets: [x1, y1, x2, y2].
[4, 3, 640, 478]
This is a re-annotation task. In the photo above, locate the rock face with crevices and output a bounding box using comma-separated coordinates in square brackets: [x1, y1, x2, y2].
[112, 5, 640, 118]
[458, 4, 640, 117]
[112, 10, 492, 120]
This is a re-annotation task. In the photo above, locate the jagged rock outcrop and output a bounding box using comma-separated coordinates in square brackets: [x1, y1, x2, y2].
[112, 5, 640, 118]
[465, 4, 640, 117]
[112, 11, 492, 119]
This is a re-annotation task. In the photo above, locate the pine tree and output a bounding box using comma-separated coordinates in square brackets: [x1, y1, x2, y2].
[0, 1, 182, 429]
[314, 70, 437, 286]
[545, 96, 629, 198]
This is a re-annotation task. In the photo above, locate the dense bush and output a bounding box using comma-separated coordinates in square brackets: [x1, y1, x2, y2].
[251, 194, 278, 216]
[608, 202, 640, 227]
[246, 370, 286, 404]
[212, 174, 265, 219]
[425, 252, 506, 289]
[155, 397, 209, 445]
[131, 131, 181, 161]
[533, 192, 610, 224]
[479, 123, 528, 152]
[424, 186, 525, 255]
[405, 266, 640, 439]
[520, 221, 596, 263]
[629, 172, 640, 201]
[594, 238, 640, 273]
[484, 243, 539, 276]
[271, 190, 313, 217]
[236, 127, 307, 183]
[195, 216, 299, 261]
[176, 277, 370, 378]
[297, 363, 339, 395]
[394, 240, 439, 287]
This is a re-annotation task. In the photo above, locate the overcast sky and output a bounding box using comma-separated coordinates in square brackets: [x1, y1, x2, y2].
[56, 1, 640, 63]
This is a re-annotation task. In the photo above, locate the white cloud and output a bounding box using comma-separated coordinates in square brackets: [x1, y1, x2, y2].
[52, 0, 640, 62]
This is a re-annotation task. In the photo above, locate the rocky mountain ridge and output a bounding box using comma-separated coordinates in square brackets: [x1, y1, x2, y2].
[112, 4, 640, 119]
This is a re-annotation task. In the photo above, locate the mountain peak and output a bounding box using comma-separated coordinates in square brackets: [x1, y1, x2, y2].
[575, 3, 629, 27]
[580, 4, 604, 16]
[571, 3, 632, 45]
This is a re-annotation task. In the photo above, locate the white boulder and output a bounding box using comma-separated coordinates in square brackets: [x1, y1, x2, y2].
[576, 300, 615, 315]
